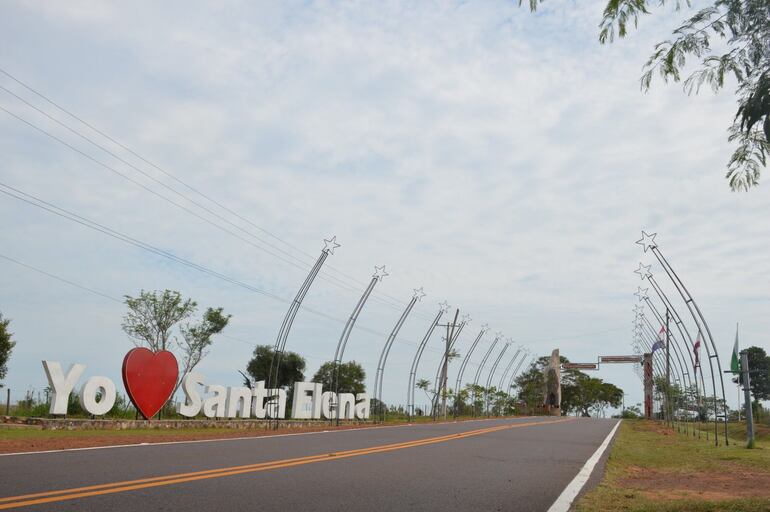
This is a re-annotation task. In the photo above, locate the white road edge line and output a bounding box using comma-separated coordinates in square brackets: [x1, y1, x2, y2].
[0, 416, 526, 458]
[546, 419, 621, 512]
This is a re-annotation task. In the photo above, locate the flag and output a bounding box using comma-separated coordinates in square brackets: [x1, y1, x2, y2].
[693, 332, 701, 369]
[730, 323, 740, 374]
[652, 326, 666, 353]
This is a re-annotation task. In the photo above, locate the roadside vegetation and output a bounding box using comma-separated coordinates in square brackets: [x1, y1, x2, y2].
[576, 419, 770, 512]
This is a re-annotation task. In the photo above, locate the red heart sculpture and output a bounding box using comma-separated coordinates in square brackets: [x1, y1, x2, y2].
[122, 348, 179, 420]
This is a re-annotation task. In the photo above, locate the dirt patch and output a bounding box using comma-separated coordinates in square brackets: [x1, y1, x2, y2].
[620, 465, 770, 501]
[0, 423, 378, 454]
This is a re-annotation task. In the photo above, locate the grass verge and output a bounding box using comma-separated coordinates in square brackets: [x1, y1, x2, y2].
[576, 419, 770, 512]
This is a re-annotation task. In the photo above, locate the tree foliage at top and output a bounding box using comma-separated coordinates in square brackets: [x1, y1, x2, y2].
[313, 361, 366, 395]
[525, 0, 770, 191]
[0, 312, 16, 386]
[737, 345, 770, 403]
[121, 290, 231, 386]
[514, 355, 623, 416]
[246, 345, 306, 389]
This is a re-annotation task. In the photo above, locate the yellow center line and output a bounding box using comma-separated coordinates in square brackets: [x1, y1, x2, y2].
[0, 418, 572, 510]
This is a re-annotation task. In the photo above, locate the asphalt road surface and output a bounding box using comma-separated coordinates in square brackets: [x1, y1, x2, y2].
[0, 417, 619, 512]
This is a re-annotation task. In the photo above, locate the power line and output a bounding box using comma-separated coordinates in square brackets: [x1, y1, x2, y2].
[0, 183, 463, 359]
[0, 102, 415, 316]
[0, 67, 427, 317]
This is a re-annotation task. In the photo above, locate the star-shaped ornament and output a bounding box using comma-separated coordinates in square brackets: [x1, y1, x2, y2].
[462, 314, 472, 324]
[373, 265, 389, 282]
[438, 301, 450, 313]
[634, 262, 652, 280]
[494, 331, 504, 340]
[481, 323, 489, 332]
[322, 236, 341, 255]
[636, 231, 657, 253]
[634, 286, 648, 301]
[412, 287, 426, 301]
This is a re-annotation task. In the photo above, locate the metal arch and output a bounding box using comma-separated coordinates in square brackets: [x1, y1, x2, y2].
[267, 237, 337, 426]
[453, 327, 488, 418]
[639, 308, 691, 401]
[639, 315, 688, 423]
[498, 348, 522, 393]
[646, 274, 709, 438]
[506, 349, 529, 395]
[642, 298, 697, 433]
[647, 239, 729, 445]
[407, 306, 446, 421]
[471, 336, 501, 416]
[373, 291, 421, 422]
[483, 343, 510, 416]
[331, 268, 385, 425]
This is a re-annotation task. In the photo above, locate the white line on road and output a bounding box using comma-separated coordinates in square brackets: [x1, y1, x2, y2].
[546, 419, 621, 512]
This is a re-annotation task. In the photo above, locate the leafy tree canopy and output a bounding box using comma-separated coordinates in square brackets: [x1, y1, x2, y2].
[246, 345, 306, 389]
[524, 0, 770, 191]
[0, 312, 16, 385]
[121, 290, 230, 387]
[740, 346, 770, 402]
[313, 361, 366, 395]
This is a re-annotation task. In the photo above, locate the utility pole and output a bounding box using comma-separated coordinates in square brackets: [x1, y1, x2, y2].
[740, 351, 755, 448]
[436, 309, 459, 420]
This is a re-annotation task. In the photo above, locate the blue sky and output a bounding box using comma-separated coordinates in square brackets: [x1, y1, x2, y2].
[0, 0, 767, 412]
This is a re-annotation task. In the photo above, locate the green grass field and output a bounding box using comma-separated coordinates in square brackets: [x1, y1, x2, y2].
[576, 419, 770, 512]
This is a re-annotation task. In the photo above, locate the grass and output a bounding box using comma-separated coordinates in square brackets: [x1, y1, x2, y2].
[575, 419, 770, 512]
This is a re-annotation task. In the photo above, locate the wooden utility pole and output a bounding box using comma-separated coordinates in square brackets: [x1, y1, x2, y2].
[436, 309, 459, 420]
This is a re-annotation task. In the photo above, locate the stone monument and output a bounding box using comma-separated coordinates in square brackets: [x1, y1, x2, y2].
[544, 349, 561, 416]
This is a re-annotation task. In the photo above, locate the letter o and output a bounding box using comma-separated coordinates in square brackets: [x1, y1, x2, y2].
[79, 376, 117, 416]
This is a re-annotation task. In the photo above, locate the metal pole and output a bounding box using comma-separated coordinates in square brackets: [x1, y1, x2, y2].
[471, 335, 501, 417]
[332, 267, 386, 426]
[267, 237, 337, 428]
[5, 388, 9, 416]
[374, 289, 423, 422]
[453, 326, 488, 418]
[407, 305, 447, 422]
[484, 342, 510, 417]
[740, 351, 755, 448]
[665, 309, 670, 425]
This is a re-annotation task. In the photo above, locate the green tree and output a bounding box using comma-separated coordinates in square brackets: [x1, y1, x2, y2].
[416, 378, 433, 404]
[122, 290, 230, 393]
[246, 345, 306, 390]
[524, 0, 770, 190]
[0, 313, 16, 386]
[313, 361, 366, 395]
[741, 346, 770, 404]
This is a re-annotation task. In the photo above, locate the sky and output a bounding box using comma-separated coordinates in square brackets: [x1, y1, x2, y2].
[0, 0, 767, 414]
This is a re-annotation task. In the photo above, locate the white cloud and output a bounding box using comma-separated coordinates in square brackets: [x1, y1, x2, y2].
[0, 0, 764, 412]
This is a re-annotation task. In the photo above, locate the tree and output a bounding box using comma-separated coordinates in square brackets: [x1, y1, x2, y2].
[740, 346, 770, 404]
[524, 0, 770, 191]
[416, 378, 433, 404]
[516, 355, 624, 416]
[122, 290, 230, 394]
[313, 361, 366, 395]
[246, 345, 306, 389]
[0, 313, 15, 386]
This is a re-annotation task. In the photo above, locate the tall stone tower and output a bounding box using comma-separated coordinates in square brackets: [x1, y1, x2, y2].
[544, 349, 561, 416]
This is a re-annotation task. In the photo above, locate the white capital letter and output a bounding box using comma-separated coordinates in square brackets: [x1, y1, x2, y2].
[79, 377, 117, 416]
[177, 373, 204, 417]
[42, 361, 85, 415]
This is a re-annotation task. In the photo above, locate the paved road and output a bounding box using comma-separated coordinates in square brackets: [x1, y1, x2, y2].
[0, 417, 619, 511]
